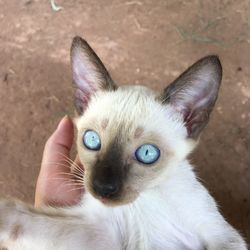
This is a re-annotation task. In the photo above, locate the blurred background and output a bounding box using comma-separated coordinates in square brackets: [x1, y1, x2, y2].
[0, 0, 249, 243]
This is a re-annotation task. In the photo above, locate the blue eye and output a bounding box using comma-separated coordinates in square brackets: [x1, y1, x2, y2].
[135, 144, 160, 165]
[83, 130, 101, 150]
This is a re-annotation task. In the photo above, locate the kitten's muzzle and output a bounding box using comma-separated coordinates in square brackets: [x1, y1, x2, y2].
[90, 141, 126, 199]
[93, 179, 119, 198]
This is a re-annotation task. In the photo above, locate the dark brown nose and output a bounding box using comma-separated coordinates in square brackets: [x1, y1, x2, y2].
[93, 179, 119, 197]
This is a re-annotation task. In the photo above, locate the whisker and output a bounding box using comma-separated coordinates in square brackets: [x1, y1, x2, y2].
[67, 186, 85, 193]
[47, 171, 85, 182]
[63, 182, 84, 187]
[46, 177, 85, 188]
[57, 152, 78, 166]
[43, 161, 72, 170]
[53, 174, 84, 185]
[71, 163, 84, 175]
[42, 162, 84, 176]
[56, 172, 83, 178]
[72, 168, 84, 175]
[55, 153, 84, 175]
[57, 152, 84, 173]
[57, 152, 74, 163]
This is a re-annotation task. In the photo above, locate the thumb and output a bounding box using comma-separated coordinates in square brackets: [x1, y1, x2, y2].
[42, 115, 74, 173]
[35, 116, 83, 207]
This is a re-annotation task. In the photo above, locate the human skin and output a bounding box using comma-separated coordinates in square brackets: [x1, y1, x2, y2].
[35, 116, 84, 207]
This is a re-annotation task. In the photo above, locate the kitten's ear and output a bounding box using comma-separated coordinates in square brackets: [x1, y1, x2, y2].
[160, 55, 222, 139]
[70, 36, 116, 114]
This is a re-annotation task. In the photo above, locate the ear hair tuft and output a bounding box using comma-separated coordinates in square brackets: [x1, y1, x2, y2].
[159, 55, 222, 139]
[70, 36, 116, 115]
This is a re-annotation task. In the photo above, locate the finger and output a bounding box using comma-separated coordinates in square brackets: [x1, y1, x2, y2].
[42, 115, 74, 174]
[35, 116, 83, 207]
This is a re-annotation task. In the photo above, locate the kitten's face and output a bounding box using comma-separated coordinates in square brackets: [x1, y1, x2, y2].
[70, 36, 222, 206]
[75, 86, 193, 205]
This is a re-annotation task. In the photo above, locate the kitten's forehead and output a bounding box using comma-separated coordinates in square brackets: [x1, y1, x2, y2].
[77, 85, 158, 130]
[76, 84, 188, 152]
[101, 85, 156, 117]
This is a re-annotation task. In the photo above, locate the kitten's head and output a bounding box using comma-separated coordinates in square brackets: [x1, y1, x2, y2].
[71, 36, 222, 206]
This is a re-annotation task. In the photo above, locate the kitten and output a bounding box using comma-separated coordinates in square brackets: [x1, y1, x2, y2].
[0, 36, 247, 250]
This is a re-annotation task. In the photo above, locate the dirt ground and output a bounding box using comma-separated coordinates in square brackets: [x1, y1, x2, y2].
[0, 0, 249, 244]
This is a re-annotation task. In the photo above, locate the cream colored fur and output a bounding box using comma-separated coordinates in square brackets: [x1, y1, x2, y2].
[0, 84, 247, 250]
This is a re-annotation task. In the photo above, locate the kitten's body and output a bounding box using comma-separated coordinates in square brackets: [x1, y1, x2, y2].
[0, 162, 245, 250]
[0, 37, 247, 249]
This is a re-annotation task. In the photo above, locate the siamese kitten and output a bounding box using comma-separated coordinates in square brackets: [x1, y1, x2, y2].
[0, 36, 247, 250]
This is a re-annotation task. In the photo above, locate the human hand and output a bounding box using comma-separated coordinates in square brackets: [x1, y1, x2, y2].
[35, 116, 84, 207]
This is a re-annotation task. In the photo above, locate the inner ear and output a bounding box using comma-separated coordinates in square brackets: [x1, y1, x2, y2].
[159, 55, 222, 139]
[70, 36, 117, 115]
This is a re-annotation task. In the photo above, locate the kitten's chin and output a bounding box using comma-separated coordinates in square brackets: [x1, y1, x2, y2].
[87, 187, 139, 207]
